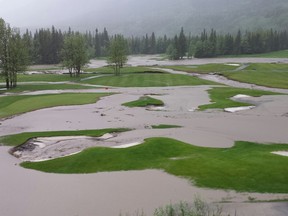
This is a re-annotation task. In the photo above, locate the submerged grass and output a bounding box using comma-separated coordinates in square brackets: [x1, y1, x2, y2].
[0, 93, 109, 119]
[20, 137, 288, 193]
[151, 124, 182, 129]
[198, 87, 279, 111]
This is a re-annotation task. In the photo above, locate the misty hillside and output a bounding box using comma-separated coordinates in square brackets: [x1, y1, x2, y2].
[61, 0, 288, 36]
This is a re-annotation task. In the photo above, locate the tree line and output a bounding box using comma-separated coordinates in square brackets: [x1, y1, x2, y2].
[191, 29, 288, 58]
[1, 16, 288, 88]
[19, 26, 288, 64]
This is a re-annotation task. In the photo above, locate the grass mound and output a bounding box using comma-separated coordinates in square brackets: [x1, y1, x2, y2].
[123, 96, 164, 107]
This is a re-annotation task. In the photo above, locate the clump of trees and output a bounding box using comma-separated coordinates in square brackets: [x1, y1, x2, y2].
[0, 18, 28, 89]
[61, 33, 89, 77]
[107, 35, 128, 76]
[166, 27, 187, 60]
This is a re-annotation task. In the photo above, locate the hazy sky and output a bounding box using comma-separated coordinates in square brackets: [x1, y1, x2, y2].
[1, 0, 284, 36]
[0, 0, 125, 27]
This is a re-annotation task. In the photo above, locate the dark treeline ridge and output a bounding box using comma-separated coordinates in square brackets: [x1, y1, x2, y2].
[21, 26, 288, 64]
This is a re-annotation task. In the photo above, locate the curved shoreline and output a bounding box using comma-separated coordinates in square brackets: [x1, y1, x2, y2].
[0, 56, 288, 216]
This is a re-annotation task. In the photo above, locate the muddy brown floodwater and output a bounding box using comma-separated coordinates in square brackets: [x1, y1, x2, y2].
[1, 56, 288, 216]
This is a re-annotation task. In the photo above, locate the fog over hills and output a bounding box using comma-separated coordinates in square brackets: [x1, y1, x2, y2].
[1, 0, 288, 35]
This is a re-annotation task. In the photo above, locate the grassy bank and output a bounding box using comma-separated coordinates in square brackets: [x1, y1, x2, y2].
[162, 64, 238, 74]
[198, 87, 279, 111]
[20, 137, 288, 193]
[0, 93, 110, 119]
[220, 50, 288, 58]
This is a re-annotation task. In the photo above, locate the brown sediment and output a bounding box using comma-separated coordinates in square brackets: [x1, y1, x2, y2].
[0, 56, 288, 215]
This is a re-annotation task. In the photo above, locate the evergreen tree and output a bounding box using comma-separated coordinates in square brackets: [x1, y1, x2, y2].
[234, 30, 242, 54]
[178, 27, 187, 59]
[208, 29, 217, 56]
[150, 32, 156, 54]
[22, 29, 33, 64]
[94, 29, 101, 57]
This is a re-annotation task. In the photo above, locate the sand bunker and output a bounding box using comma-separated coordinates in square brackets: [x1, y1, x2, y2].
[112, 142, 142, 148]
[224, 94, 255, 112]
[11, 133, 118, 162]
[145, 106, 166, 111]
[224, 106, 255, 113]
[12, 132, 150, 162]
[272, 151, 288, 157]
[232, 94, 251, 99]
[225, 63, 240, 66]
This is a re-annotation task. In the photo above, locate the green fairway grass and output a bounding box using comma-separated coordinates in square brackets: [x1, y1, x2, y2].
[20, 137, 288, 193]
[123, 96, 164, 107]
[81, 73, 218, 87]
[4, 84, 97, 92]
[17, 73, 96, 82]
[198, 87, 279, 111]
[222, 63, 288, 89]
[0, 128, 129, 147]
[0, 93, 109, 119]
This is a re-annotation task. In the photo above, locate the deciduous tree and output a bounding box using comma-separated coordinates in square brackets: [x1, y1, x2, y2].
[107, 34, 128, 76]
[61, 33, 89, 77]
[0, 18, 28, 89]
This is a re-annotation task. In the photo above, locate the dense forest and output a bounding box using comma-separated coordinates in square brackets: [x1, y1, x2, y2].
[19, 26, 288, 64]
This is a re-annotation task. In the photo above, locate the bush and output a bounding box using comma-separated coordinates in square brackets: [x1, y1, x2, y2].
[154, 197, 224, 216]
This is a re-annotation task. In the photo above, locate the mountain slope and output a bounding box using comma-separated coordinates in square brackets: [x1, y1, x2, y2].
[61, 0, 288, 36]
